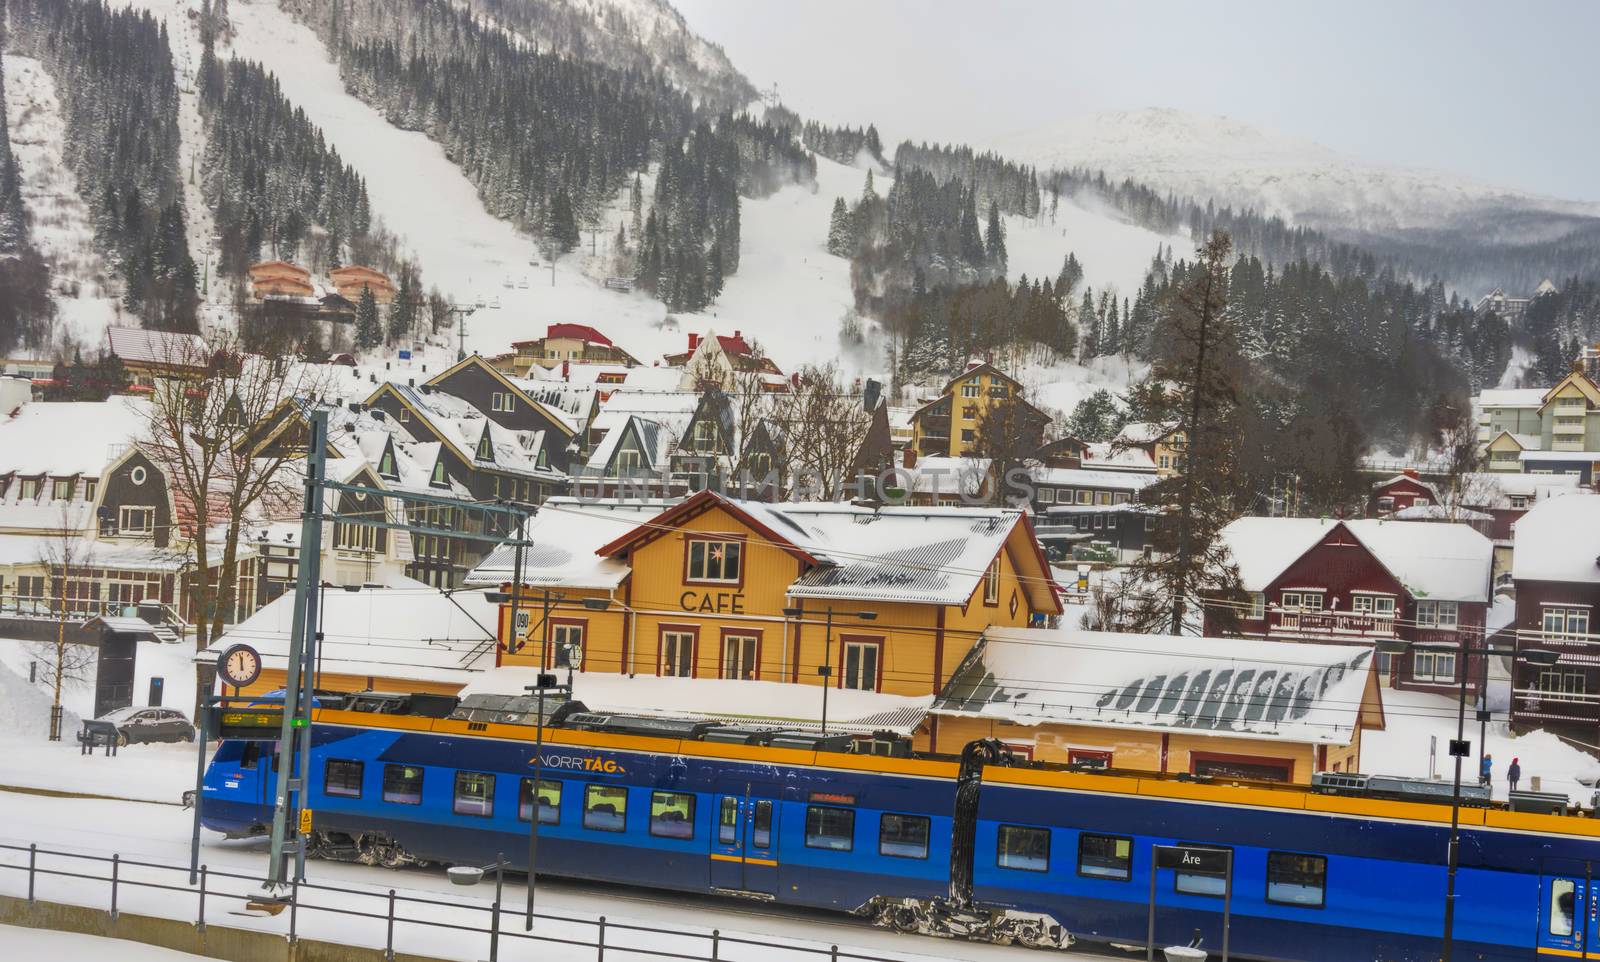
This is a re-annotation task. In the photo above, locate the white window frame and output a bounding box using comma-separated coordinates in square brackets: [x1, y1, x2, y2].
[721, 633, 759, 680]
[961, 383, 980, 398]
[692, 419, 718, 453]
[613, 448, 643, 476]
[1247, 593, 1265, 620]
[1541, 606, 1591, 640]
[1412, 648, 1458, 683]
[1416, 600, 1459, 630]
[661, 630, 695, 678]
[841, 639, 881, 692]
[1534, 668, 1586, 702]
[983, 557, 1000, 604]
[118, 505, 155, 536]
[686, 539, 742, 584]
[1037, 487, 1055, 504]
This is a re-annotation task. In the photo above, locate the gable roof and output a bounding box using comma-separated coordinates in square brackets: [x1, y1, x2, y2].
[1539, 368, 1600, 412]
[1219, 517, 1492, 602]
[594, 491, 1060, 612]
[464, 498, 668, 589]
[425, 354, 576, 438]
[545, 323, 613, 347]
[941, 361, 1019, 394]
[106, 327, 211, 369]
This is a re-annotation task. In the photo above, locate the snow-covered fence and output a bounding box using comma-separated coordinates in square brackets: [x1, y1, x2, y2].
[0, 841, 946, 962]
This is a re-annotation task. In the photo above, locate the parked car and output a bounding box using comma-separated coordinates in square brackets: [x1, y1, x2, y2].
[78, 706, 194, 746]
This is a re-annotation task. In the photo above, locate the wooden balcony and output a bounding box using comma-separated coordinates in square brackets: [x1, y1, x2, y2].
[1272, 612, 1397, 638]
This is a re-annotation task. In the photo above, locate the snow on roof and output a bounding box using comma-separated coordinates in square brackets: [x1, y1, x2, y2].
[204, 583, 500, 686]
[106, 326, 210, 367]
[1521, 450, 1600, 462]
[543, 322, 614, 347]
[1393, 504, 1492, 522]
[934, 627, 1376, 746]
[1220, 517, 1492, 601]
[779, 502, 1033, 607]
[1512, 495, 1600, 584]
[1500, 433, 1542, 450]
[1476, 389, 1546, 408]
[464, 498, 666, 588]
[1113, 421, 1177, 446]
[385, 382, 557, 479]
[460, 667, 931, 736]
[0, 399, 149, 476]
[898, 456, 991, 496]
[1457, 471, 1586, 509]
[1082, 441, 1157, 472]
[1030, 466, 1160, 491]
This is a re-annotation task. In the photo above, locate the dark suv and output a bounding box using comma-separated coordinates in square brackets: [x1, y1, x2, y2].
[79, 706, 195, 746]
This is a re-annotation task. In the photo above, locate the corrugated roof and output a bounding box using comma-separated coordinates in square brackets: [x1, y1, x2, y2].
[933, 627, 1377, 746]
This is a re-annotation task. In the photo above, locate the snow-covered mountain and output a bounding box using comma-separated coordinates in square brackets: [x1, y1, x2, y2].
[999, 108, 1600, 233]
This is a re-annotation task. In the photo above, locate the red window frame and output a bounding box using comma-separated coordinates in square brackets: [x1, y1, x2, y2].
[717, 628, 762, 681]
[658, 624, 699, 678]
[682, 534, 747, 588]
[1068, 749, 1113, 768]
[1189, 750, 1294, 783]
[837, 634, 885, 692]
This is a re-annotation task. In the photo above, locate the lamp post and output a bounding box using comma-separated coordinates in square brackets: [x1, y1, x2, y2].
[521, 672, 566, 930]
[783, 606, 876, 734]
[1380, 637, 1558, 962]
[447, 853, 510, 961]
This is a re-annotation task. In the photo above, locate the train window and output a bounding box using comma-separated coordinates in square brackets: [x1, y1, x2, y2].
[718, 798, 738, 844]
[650, 792, 696, 839]
[1175, 844, 1232, 897]
[239, 743, 260, 770]
[997, 825, 1050, 872]
[1077, 834, 1133, 881]
[879, 814, 930, 859]
[453, 772, 495, 818]
[584, 784, 628, 832]
[324, 759, 364, 799]
[1549, 879, 1576, 937]
[1266, 852, 1327, 908]
[751, 800, 773, 848]
[805, 805, 855, 851]
[382, 765, 424, 805]
[518, 779, 561, 824]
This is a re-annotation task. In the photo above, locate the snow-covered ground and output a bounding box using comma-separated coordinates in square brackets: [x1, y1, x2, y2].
[0, 638, 199, 801]
[2, 56, 126, 351]
[0, 788, 1109, 962]
[0, 925, 224, 962]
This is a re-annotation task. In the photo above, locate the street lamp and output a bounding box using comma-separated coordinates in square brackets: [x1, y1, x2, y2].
[447, 853, 510, 961]
[1381, 638, 1558, 962]
[783, 606, 877, 734]
[522, 671, 568, 930]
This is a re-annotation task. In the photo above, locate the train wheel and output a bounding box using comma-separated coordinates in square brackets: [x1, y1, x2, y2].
[378, 843, 409, 870]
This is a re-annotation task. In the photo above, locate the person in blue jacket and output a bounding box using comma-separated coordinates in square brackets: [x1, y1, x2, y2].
[1479, 753, 1493, 787]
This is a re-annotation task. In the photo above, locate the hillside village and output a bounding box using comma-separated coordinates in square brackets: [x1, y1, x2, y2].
[0, 288, 1596, 794]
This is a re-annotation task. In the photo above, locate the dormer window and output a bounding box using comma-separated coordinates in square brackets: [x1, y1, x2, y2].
[476, 432, 494, 461]
[378, 448, 397, 480]
[52, 479, 73, 501]
[430, 459, 447, 487]
[18, 477, 40, 500]
[693, 420, 718, 453]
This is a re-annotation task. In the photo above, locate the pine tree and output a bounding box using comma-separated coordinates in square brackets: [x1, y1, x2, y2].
[826, 197, 852, 257]
[1078, 289, 1098, 359]
[354, 285, 382, 350]
[984, 201, 1007, 275]
[549, 189, 579, 252]
[1056, 252, 1082, 295]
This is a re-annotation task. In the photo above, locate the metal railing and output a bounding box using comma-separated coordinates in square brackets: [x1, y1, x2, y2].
[0, 841, 910, 962]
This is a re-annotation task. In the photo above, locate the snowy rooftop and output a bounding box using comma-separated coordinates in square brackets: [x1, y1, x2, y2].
[1030, 466, 1160, 491]
[933, 627, 1380, 746]
[1476, 388, 1547, 408]
[1512, 495, 1600, 585]
[106, 326, 210, 367]
[0, 399, 149, 476]
[204, 581, 501, 686]
[1082, 441, 1158, 472]
[1113, 421, 1177, 446]
[464, 498, 671, 588]
[897, 456, 991, 496]
[1521, 450, 1600, 462]
[1220, 517, 1492, 601]
[1459, 471, 1585, 508]
[1394, 504, 1493, 522]
[462, 667, 931, 736]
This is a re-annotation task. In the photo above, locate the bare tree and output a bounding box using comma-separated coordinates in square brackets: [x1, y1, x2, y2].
[971, 397, 1047, 506]
[774, 362, 873, 501]
[138, 331, 326, 712]
[33, 506, 96, 738]
[1430, 400, 1491, 521]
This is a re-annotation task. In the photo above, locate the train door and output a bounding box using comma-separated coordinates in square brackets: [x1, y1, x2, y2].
[1539, 862, 1597, 958]
[709, 783, 780, 896]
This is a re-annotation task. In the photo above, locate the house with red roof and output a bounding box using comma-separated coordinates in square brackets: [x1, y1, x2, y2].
[508, 323, 640, 375]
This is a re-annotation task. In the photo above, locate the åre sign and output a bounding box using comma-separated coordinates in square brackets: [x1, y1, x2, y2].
[1155, 846, 1230, 873]
[679, 590, 746, 614]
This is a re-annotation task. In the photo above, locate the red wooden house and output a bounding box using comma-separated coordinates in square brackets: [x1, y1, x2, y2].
[1367, 471, 1439, 517]
[1508, 495, 1600, 737]
[1213, 517, 1494, 696]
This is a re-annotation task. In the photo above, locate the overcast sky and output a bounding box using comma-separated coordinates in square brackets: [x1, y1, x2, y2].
[674, 0, 1600, 202]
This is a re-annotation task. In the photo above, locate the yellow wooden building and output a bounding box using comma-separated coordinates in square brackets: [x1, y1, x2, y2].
[908, 362, 1047, 459]
[483, 492, 1062, 732]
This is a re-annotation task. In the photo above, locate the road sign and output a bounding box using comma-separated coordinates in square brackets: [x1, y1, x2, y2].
[299, 808, 313, 834]
[1154, 846, 1231, 873]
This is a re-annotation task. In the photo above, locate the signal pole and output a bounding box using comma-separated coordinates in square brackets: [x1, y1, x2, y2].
[263, 407, 328, 891]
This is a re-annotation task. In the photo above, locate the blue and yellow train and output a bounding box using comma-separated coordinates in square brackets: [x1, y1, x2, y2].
[199, 692, 1600, 961]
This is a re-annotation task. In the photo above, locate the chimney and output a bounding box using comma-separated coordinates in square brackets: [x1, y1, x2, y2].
[562, 359, 570, 381]
[1403, 468, 1419, 480]
[790, 371, 801, 391]
[733, 329, 742, 339]
[862, 378, 881, 412]
[688, 333, 700, 352]
[902, 447, 917, 469]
